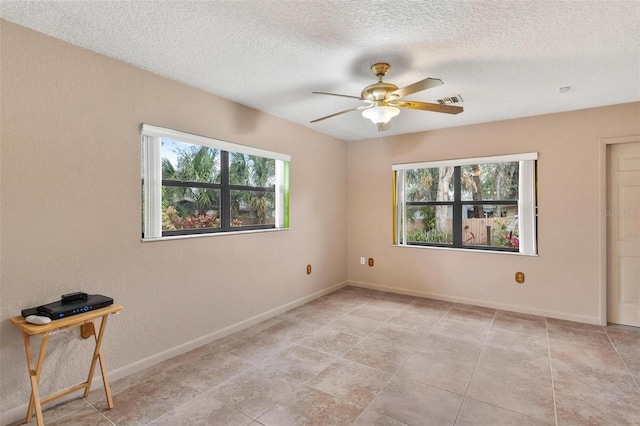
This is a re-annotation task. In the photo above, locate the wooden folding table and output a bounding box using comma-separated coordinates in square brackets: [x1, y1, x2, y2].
[10, 304, 123, 426]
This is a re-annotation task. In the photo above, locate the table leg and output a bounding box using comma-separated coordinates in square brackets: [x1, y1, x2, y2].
[22, 332, 49, 426]
[83, 315, 114, 408]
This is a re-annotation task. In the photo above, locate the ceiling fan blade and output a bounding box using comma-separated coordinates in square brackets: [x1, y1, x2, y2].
[393, 100, 463, 115]
[310, 105, 369, 123]
[312, 91, 363, 100]
[389, 77, 443, 99]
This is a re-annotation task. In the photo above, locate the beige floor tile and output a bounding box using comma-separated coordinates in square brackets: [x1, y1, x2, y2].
[257, 386, 362, 426]
[260, 318, 321, 343]
[430, 317, 491, 343]
[307, 296, 363, 314]
[8, 398, 100, 426]
[348, 304, 403, 322]
[452, 303, 497, 315]
[165, 350, 253, 392]
[547, 318, 604, 332]
[369, 376, 463, 426]
[409, 297, 454, 312]
[208, 365, 304, 419]
[413, 333, 483, 364]
[342, 338, 414, 373]
[553, 364, 640, 426]
[99, 372, 202, 424]
[549, 338, 629, 374]
[397, 350, 476, 395]
[491, 314, 547, 336]
[605, 326, 640, 377]
[290, 306, 345, 325]
[401, 300, 450, 318]
[363, 323, 431, 350]
[619, 349, 640, 378]
[494, 309, 546, 322]
[262, 345, 336, 381]
[555, 391, 640, 425]
[477, 344, 551, 381]
[86, 365, 168, 407]
[148, 394, 252, 425]
[46, 406, 114, 426]
[605, 325, 640, 349]
[325, 315, 383, 337]
[208, 332, 253, 352]
[547, 321, 611, 348]
[153, 344, 218, 371]
[466, 366, 555, 423]
[444, 306, 495, 324]
[366, 296, 415, 311]
[351, 408, 409, 425]
[485, 328, 549, 355]
[552, 357, 640, 402]
[308, 359, 391, 406]
[298, 327, 361, 356]
[228, 333, 293, 363]
[336, 286, 379, 298]
[387, 310, 441, 331]
[455, 398, 552, 425]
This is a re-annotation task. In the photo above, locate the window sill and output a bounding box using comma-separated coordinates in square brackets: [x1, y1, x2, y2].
[393, 243, 538, 256]
[142, 227, 289, 242]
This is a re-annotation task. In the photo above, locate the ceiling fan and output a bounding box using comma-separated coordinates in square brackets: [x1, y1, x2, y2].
[310, 63, 463, 131]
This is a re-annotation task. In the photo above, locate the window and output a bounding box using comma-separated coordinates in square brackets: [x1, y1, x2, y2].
[141, 124, 290, 240]
[393, 153, 537, 254]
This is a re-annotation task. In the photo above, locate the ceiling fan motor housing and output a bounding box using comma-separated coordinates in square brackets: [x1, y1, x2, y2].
[361, 81, 399, 102]
[361, 63, 398, 102]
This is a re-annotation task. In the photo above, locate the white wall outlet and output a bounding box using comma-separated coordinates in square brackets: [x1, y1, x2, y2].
[360, 257, 365, 265]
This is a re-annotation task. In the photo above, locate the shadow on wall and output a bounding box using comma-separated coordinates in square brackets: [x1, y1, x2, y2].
[233, 103, 262, 133]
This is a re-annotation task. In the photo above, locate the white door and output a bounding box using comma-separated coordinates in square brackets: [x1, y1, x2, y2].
[607, 141, 640, 327]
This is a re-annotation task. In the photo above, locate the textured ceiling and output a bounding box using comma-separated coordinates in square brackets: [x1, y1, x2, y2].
[1, 0, 639, 141]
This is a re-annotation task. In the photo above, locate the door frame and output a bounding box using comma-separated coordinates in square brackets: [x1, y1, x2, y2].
[599, 134, 640, 326]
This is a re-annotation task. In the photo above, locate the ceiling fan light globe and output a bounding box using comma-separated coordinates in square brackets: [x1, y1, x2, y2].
[362, 106, 400, 125]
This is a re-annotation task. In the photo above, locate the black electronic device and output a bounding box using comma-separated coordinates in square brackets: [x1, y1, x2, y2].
[21, 307, 40, 318]
[37, 294, 114, 320]
[61, 291, 88, 304]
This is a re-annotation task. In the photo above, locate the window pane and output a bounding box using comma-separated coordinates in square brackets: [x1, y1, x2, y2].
[406, 205, 453, 244]
[229, 152, 276, 187]
[161, 138, 221, 184]
[405, 167, 454, 202]
[462, 205, 518, 248]
[230, 190, 275, 226]
[461, 162, 518, 201]
[162, 187, 220, 231]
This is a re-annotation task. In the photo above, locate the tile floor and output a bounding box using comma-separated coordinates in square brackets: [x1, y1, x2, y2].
[10, 286, 640, 425]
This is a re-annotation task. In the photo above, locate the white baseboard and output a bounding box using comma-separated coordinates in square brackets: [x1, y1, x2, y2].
[347, 280, 601, 325]
[0, 281, 346, 426]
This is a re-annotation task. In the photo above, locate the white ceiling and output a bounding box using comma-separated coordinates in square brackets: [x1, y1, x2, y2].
[2, 0, 639, 141]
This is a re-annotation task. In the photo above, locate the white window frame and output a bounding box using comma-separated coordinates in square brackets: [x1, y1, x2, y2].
[393, 153, 538, 255]
[141, 124, 290, 241]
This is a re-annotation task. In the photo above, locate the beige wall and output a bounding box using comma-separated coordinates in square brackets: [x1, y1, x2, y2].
[347, 102, 640, 323]
[0, 20, 347, 418]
